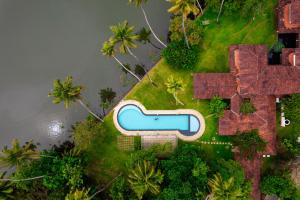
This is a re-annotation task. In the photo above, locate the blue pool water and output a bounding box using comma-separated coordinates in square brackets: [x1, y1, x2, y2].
[117, 104, 200, 135]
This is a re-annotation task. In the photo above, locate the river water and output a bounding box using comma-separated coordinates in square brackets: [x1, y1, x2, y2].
[0, 0, 170, 149]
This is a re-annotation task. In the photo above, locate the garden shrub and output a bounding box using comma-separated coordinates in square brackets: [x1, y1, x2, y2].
[162, 40, 200, 70]
[240, 99, 256, 114]
[209, 96, 228, 117]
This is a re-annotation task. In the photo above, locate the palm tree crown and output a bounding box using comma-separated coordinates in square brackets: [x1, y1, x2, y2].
[165, 76, 185, 105]
[48, 76, 82, 109]
[168, 0, 200, 48]
[109, 21, 139, 54]
[0, 172, 13, 199]
[101, 40, 115, 57]
[168, 0, 199, 18]
[0, 139, 39, 169]
[128, 160, 164, 200]
[165, 76, 184, 94]
[208, 173, 243, 200]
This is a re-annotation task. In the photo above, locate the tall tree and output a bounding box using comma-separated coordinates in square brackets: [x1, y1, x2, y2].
[128, 0, 167, 48]
[110, 22, 156, 86]
[110, 21, 140, 61]
[208, 173, 243, 200]
[48, 76, 103, 122]
[0, 139, 39, 169]
[137, 27, 161, 50]
[167, 0, 200, 48]
[0, 172, 13, 199]
[128, 160, 164, 200]
[101, 40, 141, 82]
[165, 76, 185, 105]
[99, 88, 116, 116]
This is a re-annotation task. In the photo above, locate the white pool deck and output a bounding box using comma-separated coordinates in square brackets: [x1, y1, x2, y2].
[113, 100, 206, 141]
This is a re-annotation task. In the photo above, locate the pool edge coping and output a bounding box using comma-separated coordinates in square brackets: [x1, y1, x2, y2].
[113, 100, 206, 141]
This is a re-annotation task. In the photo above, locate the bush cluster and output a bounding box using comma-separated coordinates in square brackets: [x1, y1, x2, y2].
[240, 99, 256, 114]
[162, 40, 200, 70]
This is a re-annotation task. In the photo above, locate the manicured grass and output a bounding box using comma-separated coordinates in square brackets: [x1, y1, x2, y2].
[86, 0, 277, 183]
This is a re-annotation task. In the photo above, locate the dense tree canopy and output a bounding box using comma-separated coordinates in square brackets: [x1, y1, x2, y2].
[162, 40, 200, 70]
[156, 145, 209, 199]
[232, 130, 266, 159]
[261, 175, 298, 200]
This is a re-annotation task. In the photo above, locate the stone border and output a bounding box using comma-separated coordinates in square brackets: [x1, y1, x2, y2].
[113, 100, 206, 141]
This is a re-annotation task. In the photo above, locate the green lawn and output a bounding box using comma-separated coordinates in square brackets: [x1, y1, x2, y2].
[86, 0, 277, 183]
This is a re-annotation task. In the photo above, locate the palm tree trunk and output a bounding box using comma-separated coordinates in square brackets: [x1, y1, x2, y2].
[182, 15, 190, 49]
[140, 5, 167, 48]
[126, 47, 139, 62]
[112, 56, 141, 81]
[125, 47, 157, 87]
[0, 176, 44, 182]
[196, 0, 203, 15]
[77, 99, 104, 122]
[217, 0, 225, 23]
[89, 173, 122, 199]
[173, 92, 184, 106]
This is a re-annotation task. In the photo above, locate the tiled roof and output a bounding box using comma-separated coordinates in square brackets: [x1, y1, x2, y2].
[193, 73, 236, 99]
[277, 0, 300, 32]
[291, 0, 300, 25]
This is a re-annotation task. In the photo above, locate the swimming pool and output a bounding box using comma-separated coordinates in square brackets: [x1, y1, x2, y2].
[113, 100, 205, 141]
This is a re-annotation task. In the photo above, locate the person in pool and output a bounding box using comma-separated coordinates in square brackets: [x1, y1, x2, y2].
[154, 117, 159, 120]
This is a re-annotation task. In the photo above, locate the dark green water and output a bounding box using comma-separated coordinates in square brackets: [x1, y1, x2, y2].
[0, 0, 170, 148]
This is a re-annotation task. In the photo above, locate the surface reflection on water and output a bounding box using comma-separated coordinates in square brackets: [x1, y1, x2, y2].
[48, 120, 64, 139]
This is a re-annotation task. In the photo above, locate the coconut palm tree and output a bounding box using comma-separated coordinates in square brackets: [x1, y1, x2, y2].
[128, 160, 164, 200]
[48, 76, 103, 122]
[99, 88, 116, 116]
[217, 0, 225, 22]
[167, 0, 200, 48]
[109, 22, 157, 86]
[137, 27, 162, 50]
[101, 40, 142, 82]
[165, 76, 185, 105]
[110, 21, 140, 61]
[0, 139, 40, 169]
[0, 172, 13, 199]
[128, 0, 167, 48]
[208, 173, 243, 200]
